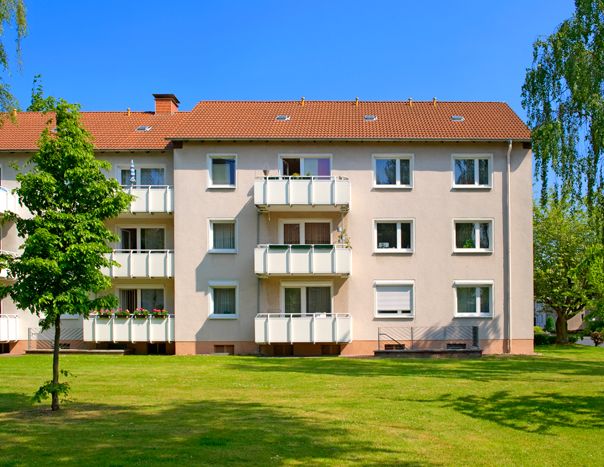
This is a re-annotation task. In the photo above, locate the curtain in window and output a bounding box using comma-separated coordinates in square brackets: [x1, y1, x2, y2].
[456, 287, 476, 313]
[119, 289, 137, 312]
[283, 224, 300, 244]
[479, 223, 490, 249]
[399, 159, 411, 185]
[305, 223, 330, 244]
[120, 169, 131, 186]
[213, 288, 236, 314]
[141, 289, 164, 310]
[306, 287, 331, 314]
[455, 223, 474, 248]
[141, 228, 165, 250]
[455, 159, 475, 184]
[478, 160, 489, 185]
[284, 288, 302, 314]
[479, 287, 490, 313]
[141, 168, 165, 185]
[212, 159, 235, 185]
[213, 223, 235, 249]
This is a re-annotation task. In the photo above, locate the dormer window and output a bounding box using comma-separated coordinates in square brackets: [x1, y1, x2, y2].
[275, 115, 290, 121]
[135, 125, 152, 132]
[364, 115, 378, 122]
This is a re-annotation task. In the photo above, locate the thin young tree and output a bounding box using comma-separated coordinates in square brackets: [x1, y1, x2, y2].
[0, 100, 131, 410]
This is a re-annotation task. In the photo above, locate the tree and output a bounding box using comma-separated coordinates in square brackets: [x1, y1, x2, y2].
[533, 201, 604, 343]
[27, 74, 56, 111]
[0, 100, 131, 410]
[521, 0, 604, 224]
[0, 0, 27, 112]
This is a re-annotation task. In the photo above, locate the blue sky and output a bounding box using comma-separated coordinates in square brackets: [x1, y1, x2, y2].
[6, 1, 574, 120]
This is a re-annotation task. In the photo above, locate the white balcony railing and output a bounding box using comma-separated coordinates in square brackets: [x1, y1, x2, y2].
[123, 185, 173, 214]
[103, 250, 174, 278]
[255, 313, 352, 344]
[255, 244, 351, 276]
[83, 315, 174, 343]
[0, 187, 19, 214]
[254, 176, 350, 211]
[0, 314, 19, 342]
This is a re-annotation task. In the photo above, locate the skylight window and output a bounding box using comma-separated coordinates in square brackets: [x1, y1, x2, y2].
[364, 115, 378, 122]
[451, 116, 465, 122]
[135, 125, 152, 132]
[275, 115, 290, 121]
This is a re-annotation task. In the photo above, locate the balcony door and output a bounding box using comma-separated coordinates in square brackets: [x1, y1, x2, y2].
[119, 288, 165, 311]
[282, 284, 332, 316]
[119, 227, 165, 250]
[282, 221, 331, 245]
[120, 166, 165, 186]
[280, 156, 331, 177]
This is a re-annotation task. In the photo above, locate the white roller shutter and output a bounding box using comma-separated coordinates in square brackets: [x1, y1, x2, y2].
[376, 284, 413, 313]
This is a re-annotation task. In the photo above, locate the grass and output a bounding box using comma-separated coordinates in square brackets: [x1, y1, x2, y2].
[0, 346, 603, 466]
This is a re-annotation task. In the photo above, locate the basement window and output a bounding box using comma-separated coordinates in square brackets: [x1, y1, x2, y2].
[275, 115, 290, 121]
[364, 115, 378, 121]
[135, 125, 152, 132]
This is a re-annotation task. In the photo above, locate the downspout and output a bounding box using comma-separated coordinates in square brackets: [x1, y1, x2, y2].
[504, 140, 513, 354]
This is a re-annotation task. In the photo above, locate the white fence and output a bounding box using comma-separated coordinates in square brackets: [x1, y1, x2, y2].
[0, 315, 18, 342]
[255, 313, 352, 344]
[123, 185, 173, 213]
[83, 315, 175, 343]
[103, 250, 174, 278]
[255, 244, 351, 275]
[254, 176, 350, 210]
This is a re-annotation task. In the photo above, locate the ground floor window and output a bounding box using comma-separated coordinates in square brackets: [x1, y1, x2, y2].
[209, 281, 238, 318]
[374, 281, 414, 317]
[454, 282, 493, 317]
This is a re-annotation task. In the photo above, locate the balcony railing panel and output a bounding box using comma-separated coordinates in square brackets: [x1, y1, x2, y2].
[255, 245, 351, 276]
[255, 313, 352, 344]
[254, 176, 350, 211]
[123, 185, 173, 214]
[0, 314, 19, 342]
[103, 250, 174, 278]
[83, 315, 174, 343]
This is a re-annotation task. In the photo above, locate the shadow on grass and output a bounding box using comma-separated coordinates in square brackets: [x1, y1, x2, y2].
[435, 390, 604, 434]
[0, 393, 427, 466]
[224, 350, 604, 383]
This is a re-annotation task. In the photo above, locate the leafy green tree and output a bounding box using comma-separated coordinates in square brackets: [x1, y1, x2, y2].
[0, 100, 131, 411]
[27, 74, 56, 111]
[0, 0, 26, 112]
[522, 0, 604, 223]
[533, 201, 604, 343]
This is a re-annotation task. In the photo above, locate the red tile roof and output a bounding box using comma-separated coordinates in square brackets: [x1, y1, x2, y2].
[169, 100, 530, 142]
[0, 111, 188, 151]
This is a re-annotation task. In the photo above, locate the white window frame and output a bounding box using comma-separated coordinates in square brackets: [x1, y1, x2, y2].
[451, 154, 493, 189]
[116, 225, 167, 250]
[278, 218, 333, 244]
[208, 280, 239, 319]
[452, 219, 494, 254]
[208, 218, 238, 254]
[373, 219, 415, 254]
[277, 154, 333, 177]
[373, 280, 415, 318]
[453, 280, 494, 318]
[116, 285, 167, 311]
[279, 281, 333, 316]
[207, 154, 237, 189]
[372, 154, 414, 188]
[116, 164, 167, 186]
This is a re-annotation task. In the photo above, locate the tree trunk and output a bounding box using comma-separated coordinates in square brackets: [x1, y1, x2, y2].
[555, 311, 569, 344]
[51, 315, 61, 411]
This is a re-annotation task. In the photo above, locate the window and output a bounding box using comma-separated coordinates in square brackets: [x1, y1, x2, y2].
[209, 281, 238, 318]
[454, 220, 492, 252]
[119, 227, 165, 250]
[119, 288, 164, 311]
[373, 155, 413, 187]
[454, 282, 493, 317]
[281, 283, 332, 315]
[374, 281, 414, 317]
[208, 155, 237, 187]
[374, 220, 413, 253]
[280, 155, 331, 177]
[452, 155, 491, 188]
[280, 220, 331, 245]
[120, 166, 165, 186]
[209, 220, 237, 253]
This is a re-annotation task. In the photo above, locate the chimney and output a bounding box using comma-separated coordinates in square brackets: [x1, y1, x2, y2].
[153, 94, 180, 114]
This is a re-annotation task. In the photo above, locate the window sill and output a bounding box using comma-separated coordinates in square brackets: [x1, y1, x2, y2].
[453, 314, 493, 319]
[374, 315, 414, 319]
[208, 185, 236, 190]
[451, 185, 492, 190]
[208, 314, 239, 320]
[453, 249, 493, 255]
[372, 185, 413, 190]
[209, 249, 237, 254]
[373, 249, 414, 255]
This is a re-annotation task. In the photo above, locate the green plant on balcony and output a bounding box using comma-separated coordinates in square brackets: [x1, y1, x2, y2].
[337, 229, 351, 249]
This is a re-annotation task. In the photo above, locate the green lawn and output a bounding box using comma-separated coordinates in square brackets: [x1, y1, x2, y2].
[0, 346, 603, 466]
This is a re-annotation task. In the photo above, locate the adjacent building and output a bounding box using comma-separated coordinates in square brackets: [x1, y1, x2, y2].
[0, 95, 534, 356]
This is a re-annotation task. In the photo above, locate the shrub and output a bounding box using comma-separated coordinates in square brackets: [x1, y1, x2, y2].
[545, 316, 556, 333]
[534, 332, 556, 345]
[534, 325, 545, 334]
[591, 331, 603, 347]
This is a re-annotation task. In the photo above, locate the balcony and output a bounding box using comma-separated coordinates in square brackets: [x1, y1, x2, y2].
[0, 250, 17, 279]
[254, 244, 351, 276]
[255, 313, 352, 344]
[103, 250, 174, 278]
[254, 176, 350, 212]
[83, 315, 174, 343]
[123, 185, 173, 214]
[0, 187, 19, 214]
[0, 314, 19, 342]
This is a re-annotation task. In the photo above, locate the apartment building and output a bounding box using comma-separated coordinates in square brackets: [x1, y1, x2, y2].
[0, 95, 533, 356]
